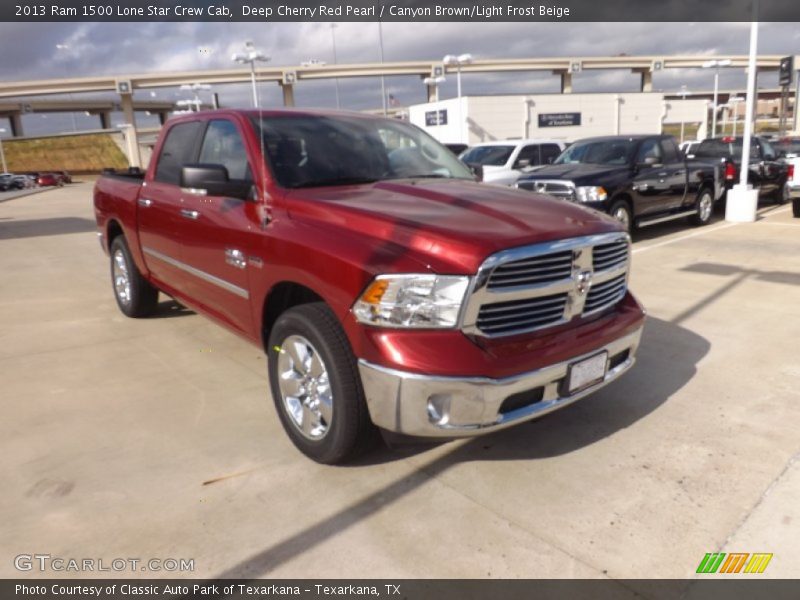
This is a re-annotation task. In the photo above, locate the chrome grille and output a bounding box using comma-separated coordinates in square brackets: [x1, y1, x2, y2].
[517, 179, 576, 199]
[461, 232, 630, 338]
[486, 250, 572, 290]
[592, 240, 629, 272]
[477, 293, 568, 336]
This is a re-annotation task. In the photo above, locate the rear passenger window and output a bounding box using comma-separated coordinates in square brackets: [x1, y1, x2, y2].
[660, 138, 680, 163]
[540, 144, 561, 164]
[154, 122, 203, 185]
[636, 139, 663, 163]
[515, 145, 540, 167]
[198, 120, 252, 181]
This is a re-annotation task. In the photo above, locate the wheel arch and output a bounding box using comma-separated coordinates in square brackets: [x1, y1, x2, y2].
[260, 281, 326, 351]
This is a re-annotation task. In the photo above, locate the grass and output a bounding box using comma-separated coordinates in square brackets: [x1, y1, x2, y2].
[2, 133, 129, 174]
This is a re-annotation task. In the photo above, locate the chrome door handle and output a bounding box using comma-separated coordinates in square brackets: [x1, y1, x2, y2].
[180, 209, 200, 220]
[138, 198, 153, 207]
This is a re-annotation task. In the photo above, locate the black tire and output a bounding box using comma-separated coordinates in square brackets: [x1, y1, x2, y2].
[109, 236, 159, 318]
[793, 198, 800, 218]
[690, 188, 714, 226]
[608, 200, 633, 233]
[267, 302, 375, 464]
[772, 182, 789, 205]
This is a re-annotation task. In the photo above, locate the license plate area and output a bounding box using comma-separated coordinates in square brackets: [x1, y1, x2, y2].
[565, 351, 608, 394]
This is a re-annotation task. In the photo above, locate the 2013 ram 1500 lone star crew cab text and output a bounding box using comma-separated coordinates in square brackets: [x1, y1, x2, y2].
[94, 109, 646, 464]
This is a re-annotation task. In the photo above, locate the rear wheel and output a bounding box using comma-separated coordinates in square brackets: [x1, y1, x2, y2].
[109, 236, 159, 318]
[690, 188, 714, 226]
[608, 200, 633, 233]
[267, 302, 376, 464]
[793, 198, 800, 218]
[773, 183, 789, 205]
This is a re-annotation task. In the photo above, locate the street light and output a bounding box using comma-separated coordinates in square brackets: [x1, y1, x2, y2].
[702, 58, 732, 138]
[179, 83, 211, 112]
[329, 24, 341, 109]
[677, 85, 691, 143]
[423, 76, 446, 102]
[443, 53, 473, 143]
[232, 41, 270, 109]
[728, 96, 744, 135]
[0, 127, 8, 173]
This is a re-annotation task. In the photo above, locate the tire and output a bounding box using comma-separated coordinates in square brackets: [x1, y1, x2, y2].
[608, 200, 633, 233]
[690, 188, 714, 226]
[793, 198, 800, 218]
[267, 302, 375, 464]
[772, 182, 789, 205]
[109, 236, 159, 318]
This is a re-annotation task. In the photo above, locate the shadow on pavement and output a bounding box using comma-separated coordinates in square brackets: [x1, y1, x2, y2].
[0, 217, 96, 240]
[213, 316, 709, 578]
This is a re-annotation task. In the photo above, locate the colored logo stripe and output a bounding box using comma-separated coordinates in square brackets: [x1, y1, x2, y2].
[696, 552, 773, 574]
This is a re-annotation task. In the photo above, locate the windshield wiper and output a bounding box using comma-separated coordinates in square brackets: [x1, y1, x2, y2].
[290, 176, 378, 188]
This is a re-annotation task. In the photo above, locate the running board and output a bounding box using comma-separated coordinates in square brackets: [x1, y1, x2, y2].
[636, 209, 697, 228]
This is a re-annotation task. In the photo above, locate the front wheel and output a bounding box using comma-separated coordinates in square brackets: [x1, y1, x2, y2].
[109, 236, 159, 318]
[690, 188, 714, 226]
[267, 302, 375, 464]
[608, 200, 633, 233]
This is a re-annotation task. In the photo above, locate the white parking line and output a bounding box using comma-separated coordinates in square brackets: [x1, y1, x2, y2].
[632, 205, 794, 254]
[754, 221, 800, 227]
[632, 222, 738, 254]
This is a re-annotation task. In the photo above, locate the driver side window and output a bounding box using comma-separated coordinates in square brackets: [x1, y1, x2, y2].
[636, 139, 663, 164]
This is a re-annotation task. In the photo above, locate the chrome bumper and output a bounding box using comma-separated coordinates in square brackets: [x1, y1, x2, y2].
[788, 183, 800, 199]
[358, 326, 643, 437]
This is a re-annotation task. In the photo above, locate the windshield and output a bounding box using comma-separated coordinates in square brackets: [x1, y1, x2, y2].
[459, 145, 514, 166]
[250, 114, 474, 189]
[554, 139, 636, 165]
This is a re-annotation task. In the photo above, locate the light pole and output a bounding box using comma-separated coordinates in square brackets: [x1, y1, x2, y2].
[55, 43, 78, 132]
[678, 85, 691, 143]
[702, 58, 732, 138]
[378, 20, 387, 115]
[0, 127, 8, 173]
[443, 53, 473, 143]
[232, 41, 270, 109]
[423, 76, 446, 102]
[728, 96, 744, 135]
[179, 83, 211, 112]
[329, 24, 341, 109]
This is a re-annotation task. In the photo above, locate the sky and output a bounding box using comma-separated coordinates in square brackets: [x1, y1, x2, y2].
[0, 21, 799, 136]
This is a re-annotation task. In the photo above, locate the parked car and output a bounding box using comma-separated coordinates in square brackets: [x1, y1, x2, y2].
[37, 173, 64, 187]
[690, 136, 791, 204]
[94, 109, 645, 464]
[517, 135, 722, 232]
[459, 139, 567, 186]
[54, 170, 72, 184]
[774, 137, 800, 217]
[0, 174, 17, 191]
[12, 174, 36, 189]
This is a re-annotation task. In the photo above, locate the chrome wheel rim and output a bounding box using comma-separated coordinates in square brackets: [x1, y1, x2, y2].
[699, 193, 713, 221]
[277, 335, 333, 440]
[613, 206, 630, 230]
[112, 249, 131, 306]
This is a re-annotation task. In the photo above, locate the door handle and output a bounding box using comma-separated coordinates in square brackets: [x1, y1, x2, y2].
[138, 198, 153, 207]
[180, 209, 200, 220]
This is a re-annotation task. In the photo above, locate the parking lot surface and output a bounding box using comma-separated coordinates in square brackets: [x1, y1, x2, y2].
[1, 183, 798, 586]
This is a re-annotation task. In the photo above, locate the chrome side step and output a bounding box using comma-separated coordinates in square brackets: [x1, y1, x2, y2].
[636, 209, 697, 228]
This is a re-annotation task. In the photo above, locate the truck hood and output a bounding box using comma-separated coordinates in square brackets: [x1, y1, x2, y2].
[519, 163, 631, 185]
[284, 179, 620, 274]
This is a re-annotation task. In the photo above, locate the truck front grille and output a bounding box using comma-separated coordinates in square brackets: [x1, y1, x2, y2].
[516, 179, 576, 200]
[461, 232, 630, 338]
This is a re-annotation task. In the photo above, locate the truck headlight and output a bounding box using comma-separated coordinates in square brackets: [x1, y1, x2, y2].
[575, 186, 608, 202]
[353, 274, 470, 329]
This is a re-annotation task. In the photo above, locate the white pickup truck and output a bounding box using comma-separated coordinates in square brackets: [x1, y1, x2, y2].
[776, 137, 800, 217]
[459, 139, 567, 186]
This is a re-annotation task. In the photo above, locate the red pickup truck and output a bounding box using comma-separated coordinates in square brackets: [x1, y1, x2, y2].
[94, 109, 646, 464]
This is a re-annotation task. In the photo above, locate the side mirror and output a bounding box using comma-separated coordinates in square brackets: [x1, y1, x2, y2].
[466, 162, 484, 182]
[514, 158, 531, 169]
[181, 164, 253, 200]
[637, 156, 660, 168]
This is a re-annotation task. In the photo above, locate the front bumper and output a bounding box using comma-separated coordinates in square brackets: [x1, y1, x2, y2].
[358, 325, 643, 437]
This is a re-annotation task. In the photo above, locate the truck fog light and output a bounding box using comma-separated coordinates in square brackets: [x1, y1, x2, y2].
[427, 394, 452, 425]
